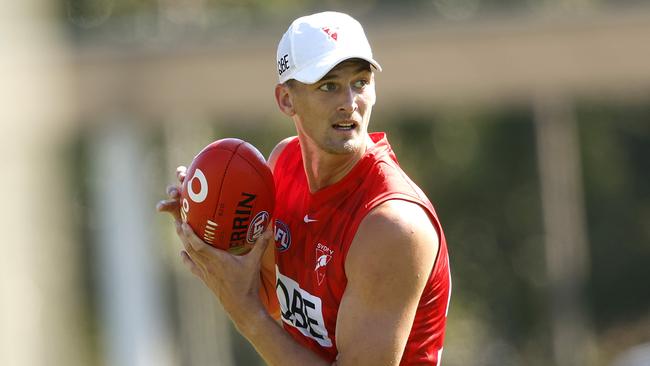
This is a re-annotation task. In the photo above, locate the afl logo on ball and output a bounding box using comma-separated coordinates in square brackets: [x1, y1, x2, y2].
[247, 211, 270, 243]
[273, 220, 291, 252]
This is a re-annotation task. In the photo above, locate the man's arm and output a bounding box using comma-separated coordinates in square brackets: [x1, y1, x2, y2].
[336, 199, 439, 365]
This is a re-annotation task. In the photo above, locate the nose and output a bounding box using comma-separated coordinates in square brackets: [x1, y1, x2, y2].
[337, 86, 358, 114]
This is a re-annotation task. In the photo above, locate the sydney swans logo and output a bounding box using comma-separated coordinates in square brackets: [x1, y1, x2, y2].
[315, 243, 334, 285]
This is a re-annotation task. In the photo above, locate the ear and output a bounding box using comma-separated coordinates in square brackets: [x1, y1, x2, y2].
[275, 83, 295, 117]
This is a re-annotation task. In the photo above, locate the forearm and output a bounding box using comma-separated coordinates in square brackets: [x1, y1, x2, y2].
[259, 237, 280, 320]
[258, 273, 280, 320]
[238, 310, 331, 366]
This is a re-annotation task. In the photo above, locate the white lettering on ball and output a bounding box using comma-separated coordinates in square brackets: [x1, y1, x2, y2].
[188, 168, 208, 203]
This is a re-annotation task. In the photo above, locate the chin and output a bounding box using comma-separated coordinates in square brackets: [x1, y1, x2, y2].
[322, 138, 362, 155]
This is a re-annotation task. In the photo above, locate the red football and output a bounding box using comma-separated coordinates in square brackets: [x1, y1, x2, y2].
[179, 138, 275, 255]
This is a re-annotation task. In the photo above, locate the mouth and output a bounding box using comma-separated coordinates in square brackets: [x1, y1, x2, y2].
[331, 120, 358, 131]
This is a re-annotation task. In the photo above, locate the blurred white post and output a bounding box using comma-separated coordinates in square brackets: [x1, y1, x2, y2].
[91, 120, 174, 366]
[534, 94, 596, 366]
[0, 0, 90, 365]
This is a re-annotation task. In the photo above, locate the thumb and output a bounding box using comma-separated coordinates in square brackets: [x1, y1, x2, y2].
[247, 226, 273, 262]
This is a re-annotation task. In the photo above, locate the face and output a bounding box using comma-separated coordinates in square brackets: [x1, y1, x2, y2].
[278, 60, 376, 156]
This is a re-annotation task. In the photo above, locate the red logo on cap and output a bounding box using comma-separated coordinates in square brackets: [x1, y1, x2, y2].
[322, 27, 338, 41]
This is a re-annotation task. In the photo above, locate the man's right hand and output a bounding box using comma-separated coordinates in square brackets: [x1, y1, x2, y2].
[156, 166, 187, 222]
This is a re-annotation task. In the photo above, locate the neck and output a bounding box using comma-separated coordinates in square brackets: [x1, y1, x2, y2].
[300, 134, 374, 193]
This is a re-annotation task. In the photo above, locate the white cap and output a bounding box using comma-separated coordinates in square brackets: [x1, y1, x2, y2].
[276, 11, 382, 84]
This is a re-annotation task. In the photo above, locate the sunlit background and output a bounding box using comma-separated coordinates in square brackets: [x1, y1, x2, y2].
[2, 0, 649, 365]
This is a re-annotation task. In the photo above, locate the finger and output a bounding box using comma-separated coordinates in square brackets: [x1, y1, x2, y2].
[246, 226, 273, 262]
[177, 223, 207, 265]
[174, 220, 195, 254]
[166, 184, 180, 199]
[156, 198, 179, 212]
[176, 166, 187, 183]
[175, 220, 191, 245]
[157, 199, 181, 221]
[175, 219, 182, 234]
[180, 250, 204, 279]
[181, 222, 221, 255]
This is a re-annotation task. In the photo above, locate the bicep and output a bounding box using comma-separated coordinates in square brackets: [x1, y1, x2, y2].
[335, 201, 439, 366]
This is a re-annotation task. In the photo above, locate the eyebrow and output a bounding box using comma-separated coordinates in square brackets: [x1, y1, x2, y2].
[319, 65, 371, 82]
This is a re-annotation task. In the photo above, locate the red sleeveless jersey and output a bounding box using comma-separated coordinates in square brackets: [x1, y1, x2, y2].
[272, 132, 451, 365]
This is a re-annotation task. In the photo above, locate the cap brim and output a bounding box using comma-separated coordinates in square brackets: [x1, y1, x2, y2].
[290, 52, 382, 84]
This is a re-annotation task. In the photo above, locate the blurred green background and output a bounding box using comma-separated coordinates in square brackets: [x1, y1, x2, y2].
[2, 0, 649, 365]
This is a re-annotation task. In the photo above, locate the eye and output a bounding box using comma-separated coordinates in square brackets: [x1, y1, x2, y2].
[318, 82, 337, 92]
[353, 79, 369, 89]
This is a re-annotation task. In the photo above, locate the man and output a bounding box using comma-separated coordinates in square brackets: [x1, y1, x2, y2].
[158, 11, 451, 365]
